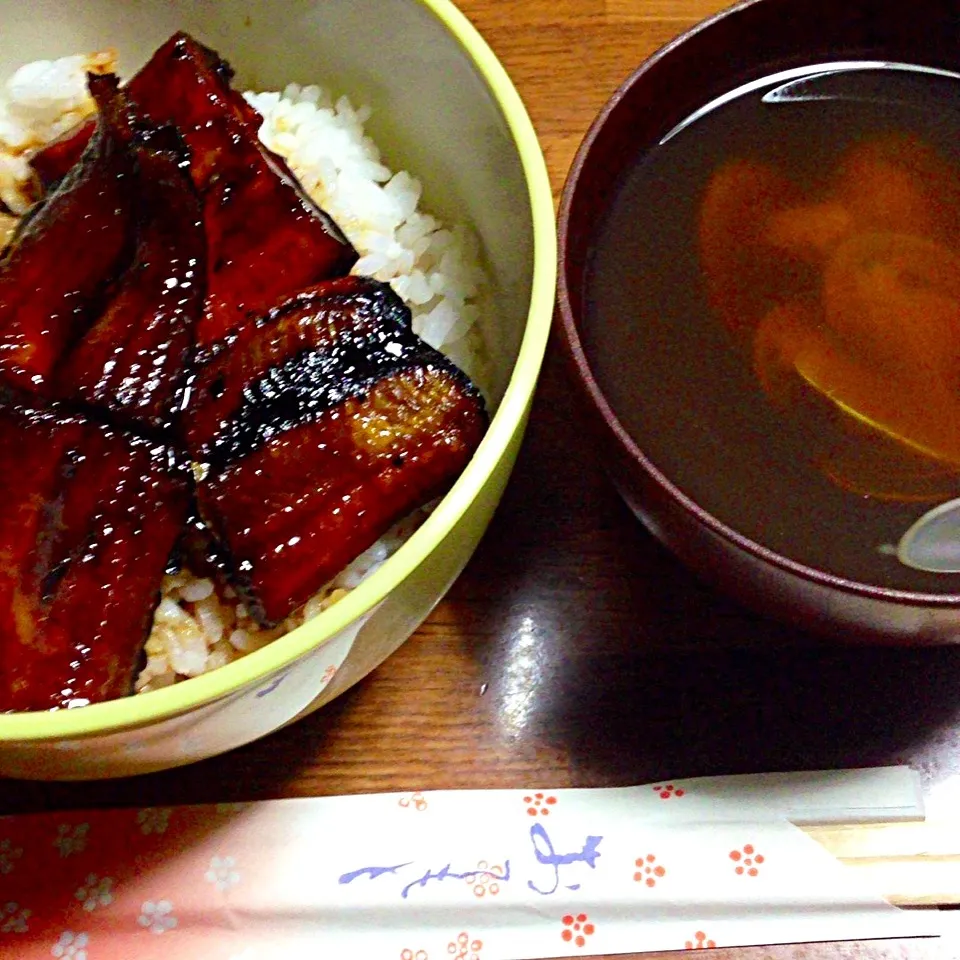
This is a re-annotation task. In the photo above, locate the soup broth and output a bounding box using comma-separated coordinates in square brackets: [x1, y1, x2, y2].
[584, 63, 960, 592]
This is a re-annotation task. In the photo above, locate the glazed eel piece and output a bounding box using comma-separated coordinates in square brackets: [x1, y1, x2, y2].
[0, 74, 134, 395]
[29, 31, 358, 354]
[185, 276, 487, 625]
[58, 121, 205, 430]
[29, 32, 261, 190]
[0, 404, 190, 712]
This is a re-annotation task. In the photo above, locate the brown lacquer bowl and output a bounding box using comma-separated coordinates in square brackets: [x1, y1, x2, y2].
[558, 0, 960, 645]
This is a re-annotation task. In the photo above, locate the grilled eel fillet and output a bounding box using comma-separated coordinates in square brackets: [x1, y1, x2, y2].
[0, 76, 201, 710]
[0, 404, 189, 711]
[0, 74, 134, 394]
[0, 73, 205, 430]
[58, 122, 205, 430]
[28, 32, 358, 354]
[186, 276, 487, 625]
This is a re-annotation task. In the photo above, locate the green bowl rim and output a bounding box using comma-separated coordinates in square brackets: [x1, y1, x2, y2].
[0, 0, 557, 741]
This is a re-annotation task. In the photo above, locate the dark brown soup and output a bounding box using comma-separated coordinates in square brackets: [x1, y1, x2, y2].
[584, 62, 960, 591]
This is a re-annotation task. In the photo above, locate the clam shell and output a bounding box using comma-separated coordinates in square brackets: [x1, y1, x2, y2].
[896, 497, 960, 572]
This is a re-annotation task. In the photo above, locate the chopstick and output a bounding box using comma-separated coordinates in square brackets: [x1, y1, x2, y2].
[803, 821, 960, 906]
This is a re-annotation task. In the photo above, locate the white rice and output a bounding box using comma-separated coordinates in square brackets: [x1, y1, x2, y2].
[0, 50, 116, 214]
[0, 55, 490, 694]
[136, 508, 432, 693]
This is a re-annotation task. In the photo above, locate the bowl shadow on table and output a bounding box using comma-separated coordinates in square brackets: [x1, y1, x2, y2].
[456, 339, 960, 790]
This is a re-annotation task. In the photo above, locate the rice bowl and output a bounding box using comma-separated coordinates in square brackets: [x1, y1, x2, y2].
[0, 0, 554, 779]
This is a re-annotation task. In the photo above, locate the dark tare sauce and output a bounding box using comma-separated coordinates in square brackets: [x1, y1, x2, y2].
[584, 62, 960, 592]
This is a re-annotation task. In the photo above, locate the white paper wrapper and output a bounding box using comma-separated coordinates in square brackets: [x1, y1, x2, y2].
[0, 767, 938, 958]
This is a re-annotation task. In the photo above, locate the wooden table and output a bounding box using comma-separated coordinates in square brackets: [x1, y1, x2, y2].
[3, 1, 960, 957]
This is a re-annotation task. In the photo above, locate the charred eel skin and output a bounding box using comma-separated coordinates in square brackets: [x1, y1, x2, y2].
[0, 404, 190, 712]
[185, 276, 438, 464]
[188, 277, 488, 625]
